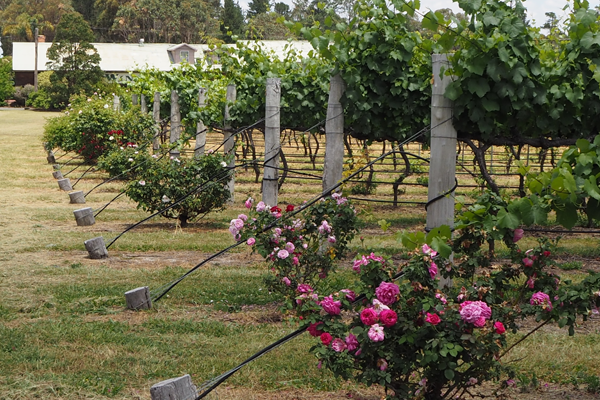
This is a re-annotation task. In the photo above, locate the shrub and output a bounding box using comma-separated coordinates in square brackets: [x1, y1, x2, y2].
[125, 153, 232, 227]
[96, 144, 153, 179]
[13, 84, 35, 106]
[233, 194, 359, 306]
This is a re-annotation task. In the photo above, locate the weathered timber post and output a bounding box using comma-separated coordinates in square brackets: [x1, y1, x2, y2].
[58, 178, 73, 191]
[150, 375, 197, 400]
[153, 92, 161, 150]
[113, 94, 120, 112]
[47, 151, 56, 164]
[69, 191, 86, 204]
[263, 78, 281, 206]
[125, 286, 152, 310]
[323, 74, 345, 193]
[427, 54, 457, 288]
[170, 90, 181, 158]
[194, 88, 207, 157]
[132, 93, 138, 106]
[224, 84, 236, 203]
[141, 94, 147, 113]
[84, 236, 108, 259]
[52, 170, 63, 180]
[74, 207, 95, 226]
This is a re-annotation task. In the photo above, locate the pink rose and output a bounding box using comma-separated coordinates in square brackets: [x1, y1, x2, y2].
[494, 321, 506, 334]
[530, 292, 553, 311]
[277, 249, 289, 259]
[459, 301, 492, 326]
[246, 237, 256, 246]
[297, 284, 313, 293]
[522, 257, 534, 267]
[422, 244, 438, 257]
[320, 332, 332, 346]
[513, 228, 524, 242]
[345, 333, 359, 351]
[353, 256, 368, 273]
[473, 316, 486, 328]
[282, 277, 291, 286]
[321, 295, 342, 315]
[238, 214, 248, 221]
[331, 338, 347, 352]
[244, 197, 253, 209]
[367, 324, 385, 342]
[328, 235, 336, 243]
[292, 256, 299, 266]
[360, 308, 379, 326]
[307, 322, 323, 337]
[340, 289, 356, 302]
[375, 281, 400, 305]
[285, 242, 295, 252]
[378, 358, 388, 371]
[425, 312, 441, 326]
[380, 309, 398, 327]
[256, 201, 266, 212]
[318, 220, 332, 234]
[429, 262, 438, 279]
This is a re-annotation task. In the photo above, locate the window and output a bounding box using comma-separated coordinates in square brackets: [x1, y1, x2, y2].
[180, 50, 189, 63]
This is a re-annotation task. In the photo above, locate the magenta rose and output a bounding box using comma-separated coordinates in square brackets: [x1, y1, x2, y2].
[307, 322, 323, 337]
[379, 309, 398, 327]
[425, 312, 441, 326]
[375, 281, 400, 305]
[360, 308, 379, 326]
[331, 338, 347, 352]
[320, 332, 332, 346]
[345, 333, 359, 351]
[494, 321, 506, 334]
[321, 295, 342, 315]
[297, 284, 313, 293]
[340, 289, 356, 302]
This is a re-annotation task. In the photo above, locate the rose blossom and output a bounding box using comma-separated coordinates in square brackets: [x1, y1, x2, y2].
[297, 284, 313, 293]
[375, 281, 400, 305]
[138, 180, 145, 186]
[429, 262, 438, 279]
[378, 358, 388, 371]
[513, 228, 524, 242]
[246, 237, 256, 246]
[320, 332, 332, 346]
[307, 322, 323, 337]
[345, 333, 359, 351]
[238, 214, 248, 222]
[318, 220, 332, 234]
[522, 257, 534, 267]
[425, 312, 441, 325]
[340, 289, 356, 302]
[286, 204, 295, 212]
[282, 277, 291, 286]
[231, 218, 244, 230]
[380, 309, 398, 327]
[331, 338, 347, 352]
[494, 321, 506, 334]
[372, 299, 390, 314]
[292, 256, 299, 266]
[353, 256, 368, 273]
[328, 235, 336, 243]
[530, 292, 553, 311]
[321, 295, 342, 315]
[277, 249, 289, 259]
[368, 324, 385, 342]
[256, 201, 267, 212]
[245, 197, 253, 209]
[360, 308, 379, 325]
[459, 301, 492, 327]
[422, 244, 438, 257]
[285, 242, 295, 252]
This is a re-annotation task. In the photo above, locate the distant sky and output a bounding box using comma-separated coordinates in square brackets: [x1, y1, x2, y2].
[237, 0, 600, 27]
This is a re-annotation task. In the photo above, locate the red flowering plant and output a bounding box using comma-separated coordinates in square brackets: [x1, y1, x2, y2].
[300, 226, 600, 399]
[232, 193, 359, 306]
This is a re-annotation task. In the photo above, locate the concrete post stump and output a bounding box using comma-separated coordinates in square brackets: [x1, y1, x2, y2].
[58, 178, 73, 191]
[150, 375, 197, 400]
[69, 191, 86, 204]
[47, 151, 56, 164]
[52, 171, 63, 180]
[74, 207, 95, 226]
[125, 286, 152, 310]
[84, 236, 108, 259]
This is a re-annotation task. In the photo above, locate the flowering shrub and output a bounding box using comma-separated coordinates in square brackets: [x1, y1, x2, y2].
[96, 144, 153, 179]
[232, 193, 359, 304]
[42, 92, 154, 162]
[125, 152, 232, 227]
[298, 231, 600, 399]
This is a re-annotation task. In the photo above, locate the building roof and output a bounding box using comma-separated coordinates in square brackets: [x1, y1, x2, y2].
[12, 40, 315, 73]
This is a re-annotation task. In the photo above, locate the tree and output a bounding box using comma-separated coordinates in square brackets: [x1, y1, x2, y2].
[46, 12, 103, 108]
[247, 0, 269, 18]
[246, 12, 293, 39]
[220, 0, 244, 43]
[542, 11, 560, 31]
[0, 57, 14, 105]
[274, 2, 290, 18]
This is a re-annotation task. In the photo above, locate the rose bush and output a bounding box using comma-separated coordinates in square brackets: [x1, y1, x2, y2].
[297, 229, 600, 399]
[231, 193, 359, 305]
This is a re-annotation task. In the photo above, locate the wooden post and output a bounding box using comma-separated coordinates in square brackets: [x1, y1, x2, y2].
[52, 170, 63, 180]
[125, 286, 152, 310]
[141, 94, 147, 113]
[170, 90, 181, 158]
[153, 92, 161, 151]
[74, 207, 95, 226]
[47, 151, 56, 164]
[150, 375, 197, 400]
[323, 74, 345, 193]
[58, 178, 73, 191]
[113, 94, 120, 112]
[34, 28, 39, 91]
[263, 78, 281, 206]
[84, 236, 108, 259]
[132, 93, 138, 106]
[69, 191, 86, 204]
[194, 87, 207, 157]
[427, 54, 457, 288]
[224, 84, 236, 203]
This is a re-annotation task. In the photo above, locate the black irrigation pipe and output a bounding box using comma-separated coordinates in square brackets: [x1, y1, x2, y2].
[149, 120, 446, 305]
[63, 161, 86, 177]
[347, 197, 428, 205]
[94, 191, 127, 218]
[72, 165, 97, 188]
[523, 227, 600, 235]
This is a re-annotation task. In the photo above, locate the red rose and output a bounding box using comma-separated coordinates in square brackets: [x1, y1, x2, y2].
[320, 332, 332, 346]
[286, 204, 295, 212]
[425, 312, 441, 326]
[380, 309, 398, 327]
[270, 206, 282, 213]
[307, 322, 324, 337]
[494, 321, 506, 334]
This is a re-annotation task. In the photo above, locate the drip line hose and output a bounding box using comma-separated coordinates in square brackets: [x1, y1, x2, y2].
[148, 120, 447, 304]
[424, 178, 459, 212]
[194, 272, 406, 399]
[94, 191, 127, 218]
[72, 165, 97, 188]
[63, 162, 84, 177]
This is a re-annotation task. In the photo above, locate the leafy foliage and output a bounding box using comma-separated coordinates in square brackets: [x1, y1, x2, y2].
[0, 57, 14, 104]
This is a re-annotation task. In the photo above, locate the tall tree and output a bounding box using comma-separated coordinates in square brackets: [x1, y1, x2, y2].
[246, 12, 293, 39]
[0, 57, 15, 104]
[221, 0, 244, 43]
[46, 12, 103, 108]
[247, 0, 269, 18]
[274, 2, 290, 18]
